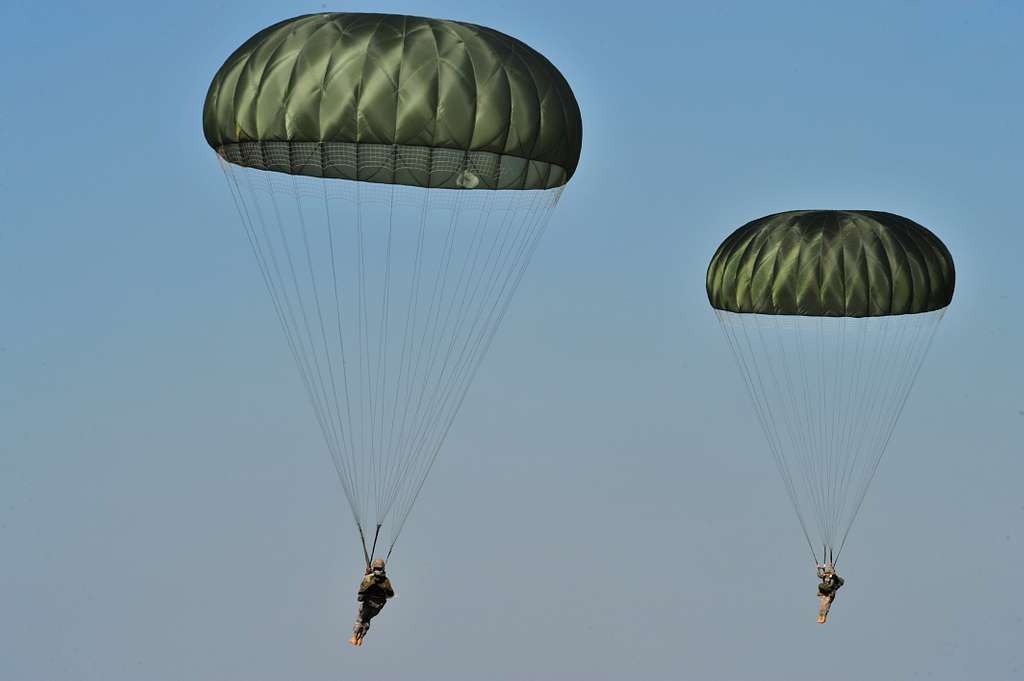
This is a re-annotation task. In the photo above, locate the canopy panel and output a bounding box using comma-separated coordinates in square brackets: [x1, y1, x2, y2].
[707, 210, 955, 317]
[203, 13, 583, 190]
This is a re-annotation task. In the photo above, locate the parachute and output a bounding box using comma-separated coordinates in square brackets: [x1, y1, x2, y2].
[707, 210, 954, 565]
[204, 13, 583, 565]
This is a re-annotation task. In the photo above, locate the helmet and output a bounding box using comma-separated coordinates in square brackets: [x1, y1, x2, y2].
[370, 559, 386, 573]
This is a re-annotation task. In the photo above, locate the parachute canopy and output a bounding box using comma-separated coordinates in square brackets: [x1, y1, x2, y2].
[708, 210, 954, 564]
[707, 210, 955, 318]
[203, 12, 583, 190]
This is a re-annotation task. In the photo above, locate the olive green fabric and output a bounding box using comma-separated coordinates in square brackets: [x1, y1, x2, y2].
[707, 210, 955, 317]
[203, 13, 582, 190]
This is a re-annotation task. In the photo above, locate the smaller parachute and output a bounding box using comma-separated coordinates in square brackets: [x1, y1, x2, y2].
[708, 210, 954, 564]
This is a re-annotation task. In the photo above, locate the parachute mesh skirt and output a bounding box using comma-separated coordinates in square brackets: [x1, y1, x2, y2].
[715, 308, 945, 563]
[219, 146, 563, 559]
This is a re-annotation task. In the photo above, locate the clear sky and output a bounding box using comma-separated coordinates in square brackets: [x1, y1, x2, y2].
[2, 1, 1022, 679]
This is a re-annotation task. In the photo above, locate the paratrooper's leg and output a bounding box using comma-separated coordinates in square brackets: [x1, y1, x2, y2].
[350, 601, 383, 646]
[350, 601, 375, 646]
[817, 594, 833, 624]
[349, 618, 368, 646]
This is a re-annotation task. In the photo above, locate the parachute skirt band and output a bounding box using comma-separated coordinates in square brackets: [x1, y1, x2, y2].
[218, 153, 563, 560]
[215, 141, 573, 191]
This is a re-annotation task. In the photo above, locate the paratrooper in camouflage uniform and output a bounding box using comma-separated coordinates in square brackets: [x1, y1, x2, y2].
[816, 563, 844, 624]
[349, 559, 395, 646]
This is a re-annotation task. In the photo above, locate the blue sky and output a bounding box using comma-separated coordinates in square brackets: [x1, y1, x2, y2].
[1, 1, 1022, 679]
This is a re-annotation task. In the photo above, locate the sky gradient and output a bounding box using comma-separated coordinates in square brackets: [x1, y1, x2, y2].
[2, 1, 1022, 679]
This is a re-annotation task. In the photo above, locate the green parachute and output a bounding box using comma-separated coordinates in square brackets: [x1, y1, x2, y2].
[204, 13, 582, 565]
[708, 210, 954, 565]
[204, 13, 581, 190]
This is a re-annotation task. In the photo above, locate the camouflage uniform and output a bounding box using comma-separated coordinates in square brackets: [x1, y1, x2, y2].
[816, 568, 844, 623]
[352, 566, 395, 643]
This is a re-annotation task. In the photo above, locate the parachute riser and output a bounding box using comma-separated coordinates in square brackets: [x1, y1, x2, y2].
[357, 524, 371, 569]
[369, 524, 382, 563]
